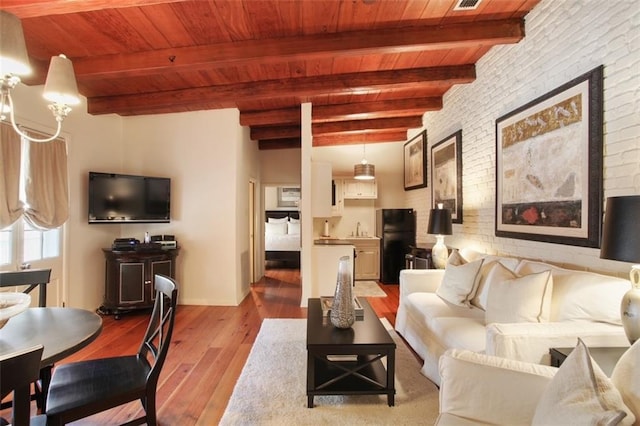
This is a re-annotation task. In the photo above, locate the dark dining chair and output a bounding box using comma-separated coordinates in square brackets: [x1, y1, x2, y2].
[45, 274, 178, 426]
[0, 345, 44, 426]
[0, 268, 52, 410]
[0, 268, 52, 308]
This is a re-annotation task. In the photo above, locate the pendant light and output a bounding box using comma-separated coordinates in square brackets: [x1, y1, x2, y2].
[354, 144, 375, 180]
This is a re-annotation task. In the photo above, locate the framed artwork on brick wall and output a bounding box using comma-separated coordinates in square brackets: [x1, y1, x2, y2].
[495, 65, 603, 247]
[431, 130, 462, 224]
[404, 130, 428, 191]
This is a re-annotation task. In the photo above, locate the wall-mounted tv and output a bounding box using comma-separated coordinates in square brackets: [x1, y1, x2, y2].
[88, 172, 171, 224]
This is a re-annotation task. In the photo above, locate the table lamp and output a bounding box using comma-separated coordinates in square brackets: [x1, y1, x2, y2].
[600, 195, 640, 344]
[428, 204, 452, 269]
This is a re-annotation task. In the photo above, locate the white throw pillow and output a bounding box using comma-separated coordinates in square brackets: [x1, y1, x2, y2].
[446, 249, 466, 267]
[471, 256, 521, 311]
[611, 340, 640, 420]
[436, 258, 484, 307]
[289, 217, 300, 223]
[517, 260, 631, 324]
[267, 216, 288, 223]
[265, 222, 287, 235]
[532, 339, 635, 426]
[485, 264, 553, 324]
[287, 221, 300, 235]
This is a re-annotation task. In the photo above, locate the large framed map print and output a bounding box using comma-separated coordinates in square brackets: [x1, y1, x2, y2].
[495, 66, 603, 247]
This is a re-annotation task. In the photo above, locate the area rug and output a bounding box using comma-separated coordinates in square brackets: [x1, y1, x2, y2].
[219, 319, 439, 425]
[354, 280, 387, 297]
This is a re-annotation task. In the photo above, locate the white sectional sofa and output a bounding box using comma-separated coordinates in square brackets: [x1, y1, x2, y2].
[437, 339, 639, 425]
[395, 248, 631, 386]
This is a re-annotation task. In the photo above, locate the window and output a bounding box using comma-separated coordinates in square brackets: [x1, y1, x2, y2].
[0, 218, 61, 268]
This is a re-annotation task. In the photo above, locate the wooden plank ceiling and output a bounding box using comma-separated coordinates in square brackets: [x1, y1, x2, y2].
[2, 0, 541, 149]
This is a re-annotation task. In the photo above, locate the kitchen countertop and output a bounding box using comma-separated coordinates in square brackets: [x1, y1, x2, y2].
[314, 236, 379, 245]
[314, 239, 354, 245]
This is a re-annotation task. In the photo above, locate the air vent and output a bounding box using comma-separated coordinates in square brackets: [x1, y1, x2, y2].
[453, 0, 482, 10]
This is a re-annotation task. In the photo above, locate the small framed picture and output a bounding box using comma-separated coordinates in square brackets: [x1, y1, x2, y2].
[431, 130, 462, 223]
[277, 186, 300, 207]
[404, 130, 427, 191]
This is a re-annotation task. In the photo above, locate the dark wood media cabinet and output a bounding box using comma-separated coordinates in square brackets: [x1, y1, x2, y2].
[101, 248, 179, 319]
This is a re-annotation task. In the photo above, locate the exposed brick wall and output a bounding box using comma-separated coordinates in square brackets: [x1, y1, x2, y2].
[408, 0, 640, 277]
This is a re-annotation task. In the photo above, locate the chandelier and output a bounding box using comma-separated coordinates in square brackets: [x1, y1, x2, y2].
[0, 11, 80, 142]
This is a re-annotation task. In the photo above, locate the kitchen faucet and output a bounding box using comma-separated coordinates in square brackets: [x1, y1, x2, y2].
[356, 222, 361, 237]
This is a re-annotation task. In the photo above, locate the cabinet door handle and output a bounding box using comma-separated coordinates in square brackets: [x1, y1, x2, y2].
[145, 280, 152, 285]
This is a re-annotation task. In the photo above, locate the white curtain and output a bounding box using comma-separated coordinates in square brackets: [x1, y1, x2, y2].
[0, 123, 23, 228]
[0, 123, 69, 229]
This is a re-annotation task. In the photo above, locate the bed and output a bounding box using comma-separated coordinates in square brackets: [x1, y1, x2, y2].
[265, 210, 300, 269]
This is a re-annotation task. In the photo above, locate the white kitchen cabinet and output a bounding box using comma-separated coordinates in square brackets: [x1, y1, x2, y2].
[345, 238, 380, 280]
[331, 179, 343, 216]
[312, 244, 354, 297]
[343, 179, 377, 199]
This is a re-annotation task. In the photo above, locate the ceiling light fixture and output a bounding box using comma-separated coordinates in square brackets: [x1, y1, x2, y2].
[354, 144, 375, 180]
[0, 11, 80, 142]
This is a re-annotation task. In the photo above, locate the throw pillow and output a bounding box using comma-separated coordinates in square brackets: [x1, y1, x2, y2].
[485, 264, 553, 323]
[471, 256, 521, 311]
[265, 222, 287, 235]
[287, 221, 300, 235]
[436, 258, 484, 307]
[446, 249, 467, 267]
[532, 339, 635, 426]
[267, 216, 288, 223]
[611, 339, 640, 420]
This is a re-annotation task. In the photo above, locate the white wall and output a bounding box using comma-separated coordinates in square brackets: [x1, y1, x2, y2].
[408, 0, 640, 277]
[9, 91, 259, 309]
[122, 109, 254, 305]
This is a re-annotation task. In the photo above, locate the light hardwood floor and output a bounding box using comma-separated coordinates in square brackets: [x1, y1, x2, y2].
[2, 268, 400, 425]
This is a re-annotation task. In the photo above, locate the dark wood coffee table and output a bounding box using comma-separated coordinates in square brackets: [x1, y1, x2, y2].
[306, 297, 395, 408]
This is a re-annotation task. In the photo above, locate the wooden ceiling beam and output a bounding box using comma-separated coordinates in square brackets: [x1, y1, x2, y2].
[312, 97, 443, 122]
[312, 130, 409, 147]
[251, 126, 301, 141]
[240, 107, 301, 127]
[61, 19, 523, 80]
[239, 97, 443, 127]
[88, 65, 475, 115]
[258, 138, 301, 150]
[312, 116, 423, 135]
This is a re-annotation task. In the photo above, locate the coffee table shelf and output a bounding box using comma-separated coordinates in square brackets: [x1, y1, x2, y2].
[306, 298, 395, 408]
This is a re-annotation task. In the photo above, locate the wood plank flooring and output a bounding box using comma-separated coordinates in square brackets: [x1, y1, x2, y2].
[1, 269, 400, 425]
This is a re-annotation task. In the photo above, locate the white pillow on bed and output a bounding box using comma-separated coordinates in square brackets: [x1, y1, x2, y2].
[268, 216, 288, 223]
[289, 216, 300, 223]
[265, 222, 288, 235]
[287, 222, 300, 235]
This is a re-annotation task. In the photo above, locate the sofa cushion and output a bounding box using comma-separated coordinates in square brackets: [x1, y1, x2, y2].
[406, 292, 483, 330]
[532, 339, 635, 426]
[471, 256, 521, 311]
[516, 260, 631, 324]
[436, 257, 485, 307]
[485, 264, 553, 324]
[430, 317, 486, 353]
[611, 340, 640, 420]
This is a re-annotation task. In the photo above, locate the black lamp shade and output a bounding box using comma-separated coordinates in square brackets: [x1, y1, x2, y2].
[428, 208, 452, 235]
[600, 196, 640, 263]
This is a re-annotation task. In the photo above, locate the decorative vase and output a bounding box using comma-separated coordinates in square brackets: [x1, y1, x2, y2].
[621, 265, 640, 344]
[330, 256, 355, 329]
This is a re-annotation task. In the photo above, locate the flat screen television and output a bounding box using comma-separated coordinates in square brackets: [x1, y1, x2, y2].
[88, 172, 171, 223]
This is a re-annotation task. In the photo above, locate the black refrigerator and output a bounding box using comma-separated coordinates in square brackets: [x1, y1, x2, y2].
[376, 209, 416, 284]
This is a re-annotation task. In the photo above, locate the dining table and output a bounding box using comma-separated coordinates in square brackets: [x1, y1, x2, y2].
[0, 307, 103, 411]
